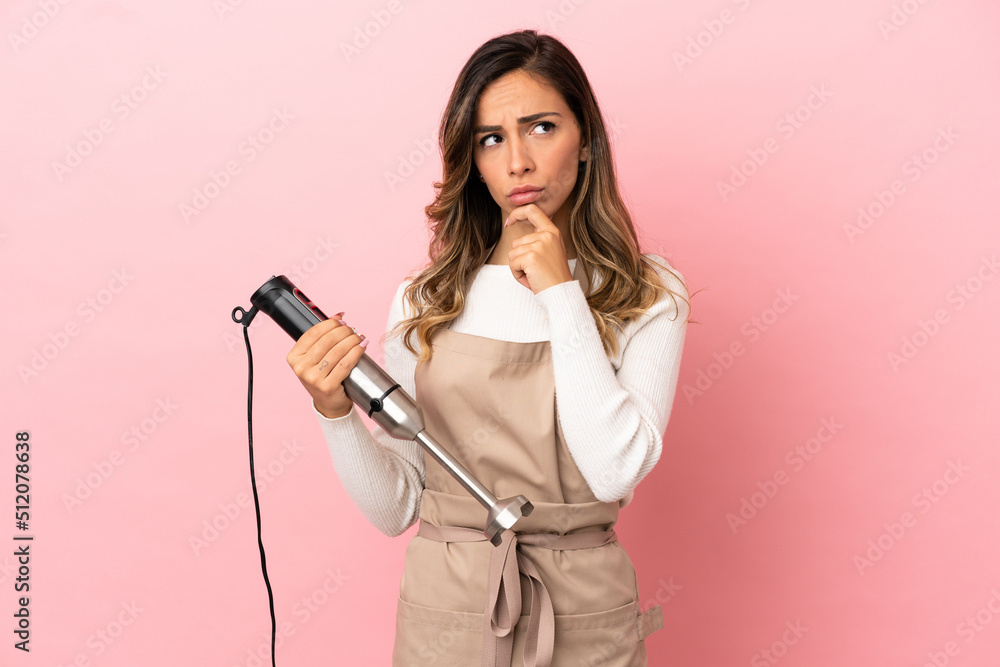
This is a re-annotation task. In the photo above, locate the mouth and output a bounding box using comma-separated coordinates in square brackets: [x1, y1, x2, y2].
[508, 187, 543, 205]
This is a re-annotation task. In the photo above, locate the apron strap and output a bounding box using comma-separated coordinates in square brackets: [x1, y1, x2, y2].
[417, 520, 618, 667]
[637, 604, 664, 640]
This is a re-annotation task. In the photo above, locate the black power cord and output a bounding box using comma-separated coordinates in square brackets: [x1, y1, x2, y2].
[236, 308, 278, 666]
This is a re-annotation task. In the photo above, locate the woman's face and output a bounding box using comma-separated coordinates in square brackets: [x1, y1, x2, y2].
[472, 70, 588, 227]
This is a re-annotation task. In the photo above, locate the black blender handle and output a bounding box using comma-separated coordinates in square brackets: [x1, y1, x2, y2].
[248, 275, 329, 339]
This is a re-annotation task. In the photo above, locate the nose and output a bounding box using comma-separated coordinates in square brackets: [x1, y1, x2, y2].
[506, 134, 534, 176]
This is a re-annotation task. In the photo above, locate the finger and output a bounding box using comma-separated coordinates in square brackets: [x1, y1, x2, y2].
[288, 321, 352, 370]
[507, 241, 531, 260]
[340, 333, 369, 372]
[510, 230, 548, 249]
[287, 316, 344, 361]
[505, 204, 556, 232]
[315, 331, 367, 386]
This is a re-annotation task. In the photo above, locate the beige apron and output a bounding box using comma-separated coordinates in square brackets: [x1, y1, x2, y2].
[392, 261, 664, 666]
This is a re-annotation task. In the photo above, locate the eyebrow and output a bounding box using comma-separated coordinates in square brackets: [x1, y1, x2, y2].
[473, 111, 562, 135]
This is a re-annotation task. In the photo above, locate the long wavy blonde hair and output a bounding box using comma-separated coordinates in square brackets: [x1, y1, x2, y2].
[388, 29, 693, 365]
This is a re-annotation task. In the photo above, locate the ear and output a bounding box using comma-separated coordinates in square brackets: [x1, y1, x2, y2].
[579, 141, 589, 162]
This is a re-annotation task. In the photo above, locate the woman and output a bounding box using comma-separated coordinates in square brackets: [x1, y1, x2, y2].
[287, 29, 691, 666]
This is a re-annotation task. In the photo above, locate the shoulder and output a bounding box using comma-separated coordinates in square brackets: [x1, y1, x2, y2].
[586, 253, 688, 323]
[603, 253, 689, 368]
[642, 252, 686, 290]
[639, 253, 690, 321]
[389, 275, 418, 323]
[383, 276, 422, 357]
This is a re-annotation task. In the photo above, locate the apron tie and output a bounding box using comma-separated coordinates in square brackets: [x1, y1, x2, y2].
[417, 520, 618, 667]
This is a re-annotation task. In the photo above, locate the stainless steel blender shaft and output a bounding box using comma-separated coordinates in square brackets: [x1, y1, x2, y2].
[413, 430, 534, 545]
[414, 430, 495, 508]
[344, 354, 533, 546]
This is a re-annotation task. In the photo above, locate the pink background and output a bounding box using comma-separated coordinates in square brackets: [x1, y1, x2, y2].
[2, 1, 999, 665]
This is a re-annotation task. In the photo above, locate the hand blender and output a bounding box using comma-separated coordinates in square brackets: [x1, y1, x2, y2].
[232, 275, 533, 545]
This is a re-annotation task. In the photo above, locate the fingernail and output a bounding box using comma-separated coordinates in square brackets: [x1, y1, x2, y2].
[335, 318, 346, 325]
[334, 311, 345, 318]
[359, 338, 370, 348]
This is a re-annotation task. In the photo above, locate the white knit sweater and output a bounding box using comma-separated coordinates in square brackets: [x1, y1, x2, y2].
[313, 254, 688, 537]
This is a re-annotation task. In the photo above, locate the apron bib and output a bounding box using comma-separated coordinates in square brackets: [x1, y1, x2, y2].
[392, 261, 663, 666]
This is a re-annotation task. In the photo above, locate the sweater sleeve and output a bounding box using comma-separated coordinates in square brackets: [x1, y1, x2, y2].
[312, 279, 425, 537]
[533, 255, 689, 503]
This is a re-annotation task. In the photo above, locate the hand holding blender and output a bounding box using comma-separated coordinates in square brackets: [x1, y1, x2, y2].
[233, 276, 533, 545]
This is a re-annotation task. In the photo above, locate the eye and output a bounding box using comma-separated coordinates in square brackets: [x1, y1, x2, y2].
[532, 121, 556, 135]
[478, 133, 501, 148]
